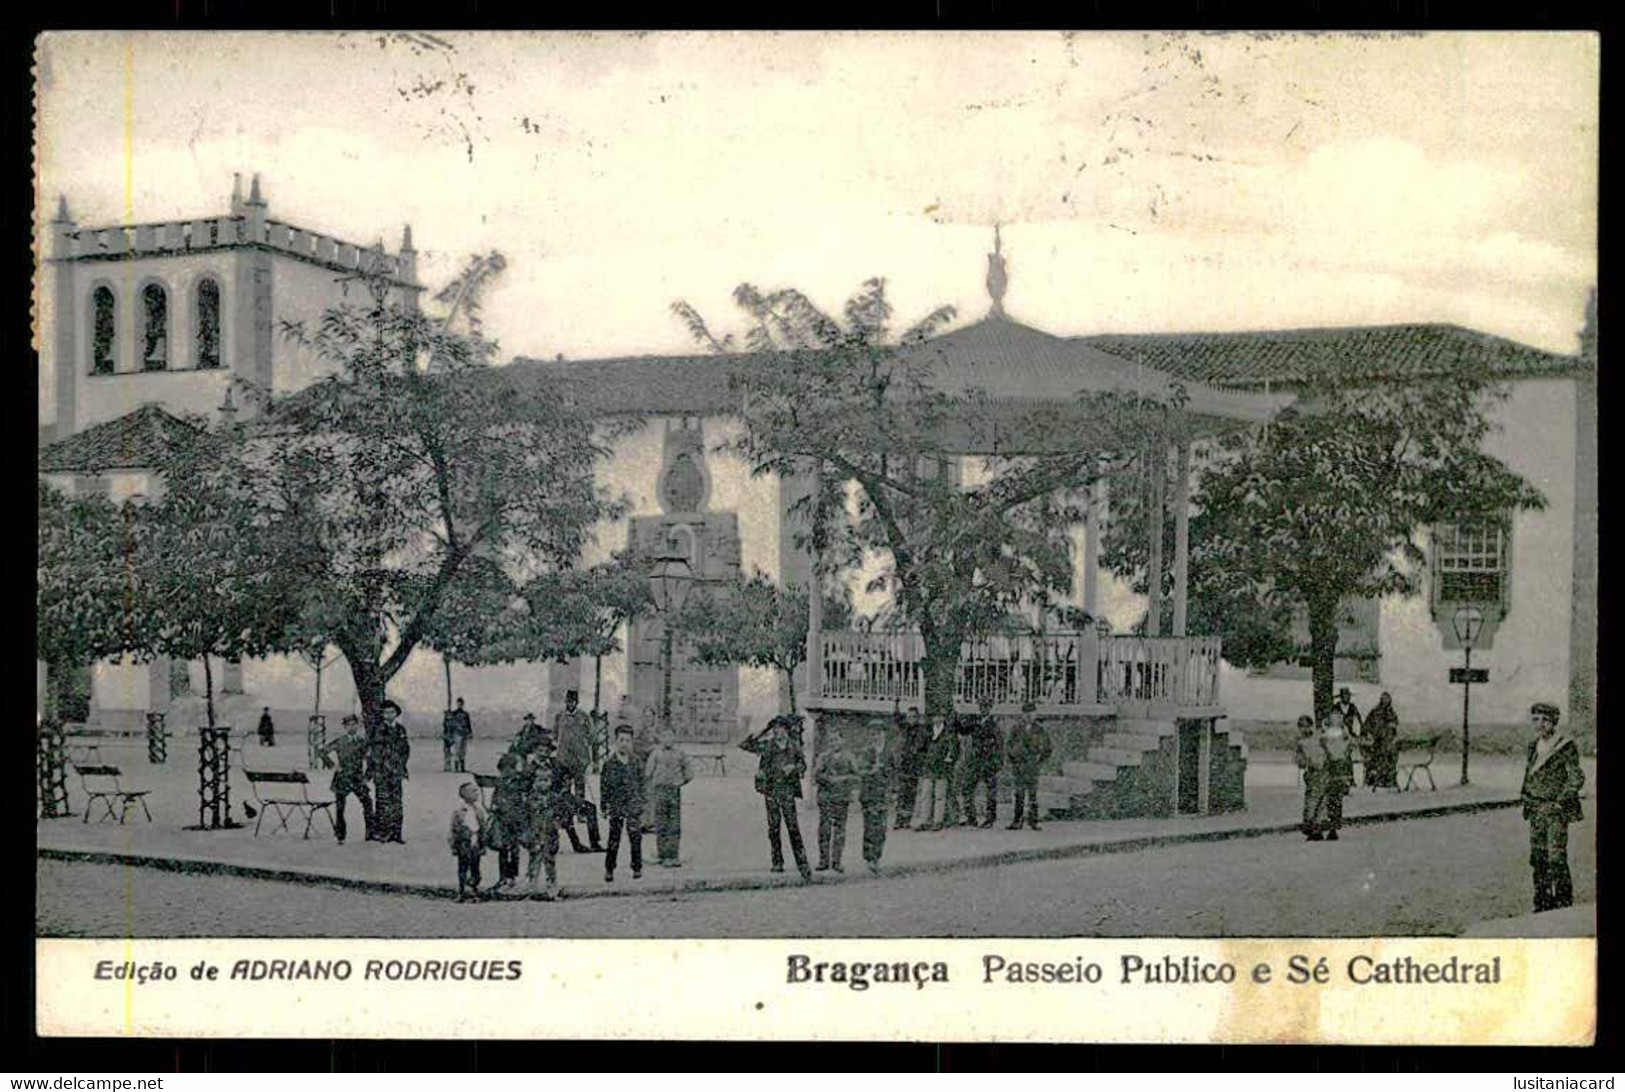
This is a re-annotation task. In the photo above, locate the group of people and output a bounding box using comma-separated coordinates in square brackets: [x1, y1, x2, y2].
[447, 691, 695, 902]
[1295, 688, 1586, 915]
[315, 698, 412, 844]
[1295, 688, 1405, 838]
[888, 698, 1053, 833]
[735, 699, 1057, 882]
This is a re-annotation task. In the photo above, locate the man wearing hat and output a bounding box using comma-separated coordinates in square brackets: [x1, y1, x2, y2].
[512, 712, 546, 759]
[1520, 702, 1585, 912]
[368, 699, 411, 844]
[553, 690, 603, 852]
[1004, 701, 1051, 831]
[739, 715, 812, 881]
[319, 714, 373, 843]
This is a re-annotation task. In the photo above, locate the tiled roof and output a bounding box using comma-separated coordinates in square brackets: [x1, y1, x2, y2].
[501, 351, 773, 417]
[37, 404, 202, 473]
[1077, 324, 1581, 389]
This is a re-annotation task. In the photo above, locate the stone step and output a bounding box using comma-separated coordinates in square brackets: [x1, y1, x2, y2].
[1114, 718, 1178, 737]
[1088, 747, 1146, 768]
[1036, 791, 1076, 814]
[1039, 774, 1100, 798]
[1061, 761, 1118, 783]
[1102, 731, 1167, 752]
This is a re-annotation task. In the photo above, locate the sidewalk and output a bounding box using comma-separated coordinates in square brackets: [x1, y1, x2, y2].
[1460, 903, 1596, 938]
[39, 736, 1581, 902]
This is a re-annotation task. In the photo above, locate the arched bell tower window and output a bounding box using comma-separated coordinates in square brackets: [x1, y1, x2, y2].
[140, 283, 169, 371]
[195, 278, 221, 369]
[90, 286, 116, 375]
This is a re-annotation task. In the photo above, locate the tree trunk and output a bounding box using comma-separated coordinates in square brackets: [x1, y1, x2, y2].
[202, 655, 217, 730]
[346, 655, 387, 739]
[920, 632, 960, 720]
[783, 665, 798, 717]
[593, 653, 604, 714]
[1306, 596, 1340, 724]
[313, 658, 323, 716]
[443, 652, 453, 710]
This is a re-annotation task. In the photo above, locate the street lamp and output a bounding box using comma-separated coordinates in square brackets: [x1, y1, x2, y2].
[1452, 605, 1485, 786]
[649, 554, 696, 738]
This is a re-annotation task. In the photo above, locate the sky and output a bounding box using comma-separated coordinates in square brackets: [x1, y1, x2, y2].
[35, 31, 1598, 422]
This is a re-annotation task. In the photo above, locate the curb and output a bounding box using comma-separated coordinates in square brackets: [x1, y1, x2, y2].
[38, 795, 1522, 904]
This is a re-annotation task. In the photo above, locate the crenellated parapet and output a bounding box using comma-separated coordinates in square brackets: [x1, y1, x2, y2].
[49, 173, 421, 290]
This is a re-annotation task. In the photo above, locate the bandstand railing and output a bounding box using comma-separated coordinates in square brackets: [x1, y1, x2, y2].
[817, 630, 1222, 713]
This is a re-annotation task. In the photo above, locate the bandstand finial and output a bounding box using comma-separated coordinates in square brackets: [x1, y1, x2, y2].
[986, 223, 1008, 317]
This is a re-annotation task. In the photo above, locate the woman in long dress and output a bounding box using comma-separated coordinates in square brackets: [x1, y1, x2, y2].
[1362, 692, 1400, 790]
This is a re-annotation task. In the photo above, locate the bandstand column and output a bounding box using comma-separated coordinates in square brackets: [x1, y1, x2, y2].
[1082, 478, 1102, 617]
[1145, 446, 1166, 638]
[1172, 440, 1192, 638]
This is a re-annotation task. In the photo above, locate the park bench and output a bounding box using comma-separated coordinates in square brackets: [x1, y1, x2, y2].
[73, 763, 152, 824]
[243, 769, 335, 839]
[1397, 734, 1444, 792]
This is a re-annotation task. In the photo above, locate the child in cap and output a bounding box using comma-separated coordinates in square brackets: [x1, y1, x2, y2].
[448, 782, 488, 902]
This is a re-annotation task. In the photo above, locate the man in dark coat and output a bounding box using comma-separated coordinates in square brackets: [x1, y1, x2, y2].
[257, 707, 276, 747]
[1004, 701, 1051, 831]
[1520, 702, 1586, 912]
[442, 697, 473, 773]
[367, 699, 411, 844]
[740, 716, 812, 881]
[857, 720, 891, 873]
[962, 698, 1004, 828]
[1331, 687, 1364, 782]
[554, 690, 603, 852]
[917, 716, 960, 831]
[599, 724, 644, 883]
[523, 730, 562, 900]
[319, 714, 373, 843]
[891, 706, 927, 829]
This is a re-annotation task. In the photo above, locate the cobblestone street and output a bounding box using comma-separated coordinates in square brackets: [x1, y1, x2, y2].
[37, 807, 1594, 938]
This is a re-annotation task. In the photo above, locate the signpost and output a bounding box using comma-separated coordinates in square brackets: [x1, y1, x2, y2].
[1451, 606, 1486, 786]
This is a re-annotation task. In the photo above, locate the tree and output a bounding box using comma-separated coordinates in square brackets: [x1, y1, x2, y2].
[1103, 360, 1546, 722]
[676, 572, 852, 714]
[131, 428, 308, 730]
[160, 255, 622, 736]
[35, 481, 142, 720]
[673, 279, 1158, 717]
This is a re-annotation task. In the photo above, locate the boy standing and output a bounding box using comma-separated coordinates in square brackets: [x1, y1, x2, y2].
[600, 724, 644, 883]
[644, 728, 694, 867]
[1005, 701, 1051, 831]
[1294, 715, 1328, 841]
[320, 714, 374, 844]
[488, 751, 528, 892]
[448, 782, 488, 903]
[814, 732, 861, 872]
[1520, 701, 1584, 912]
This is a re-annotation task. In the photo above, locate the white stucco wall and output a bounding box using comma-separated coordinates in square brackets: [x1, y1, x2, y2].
[269, 254, 361, 394]
[1214, 376, 1578, 727]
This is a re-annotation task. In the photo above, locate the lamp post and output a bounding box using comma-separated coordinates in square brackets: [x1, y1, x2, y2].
[1452, 606, 1485, 787]
[649, 554, 696, 738]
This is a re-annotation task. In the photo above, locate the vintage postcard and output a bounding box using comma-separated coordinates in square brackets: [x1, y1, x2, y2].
[33, 30, 1597, 1044]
